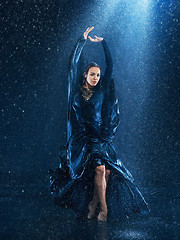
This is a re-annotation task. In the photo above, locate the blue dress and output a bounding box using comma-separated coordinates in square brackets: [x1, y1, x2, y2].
[48, 35, 149, 220]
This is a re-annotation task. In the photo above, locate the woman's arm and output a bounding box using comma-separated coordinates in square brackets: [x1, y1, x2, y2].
[101, 39, 113, 89]
[68, 27, 94, 98]
[67, 27, 94, 142]
[68, 36, 86, 99]
[88, 35, 113, 89]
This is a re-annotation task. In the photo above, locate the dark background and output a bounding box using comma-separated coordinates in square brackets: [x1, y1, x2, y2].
[1, 0, 179, 190]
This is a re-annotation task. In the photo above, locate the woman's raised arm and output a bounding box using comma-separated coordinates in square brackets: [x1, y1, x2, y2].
[101, 39, 113, 88]
[67, 27, 94, 142]
[88, 35, 113, 89]
[68, 27, 94, 97]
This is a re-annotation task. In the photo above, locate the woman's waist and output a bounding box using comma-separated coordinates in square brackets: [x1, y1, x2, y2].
[71, 122, 112, 144]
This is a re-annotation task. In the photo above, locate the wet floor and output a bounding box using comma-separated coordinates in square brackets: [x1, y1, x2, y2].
[0, 184, 179, 240]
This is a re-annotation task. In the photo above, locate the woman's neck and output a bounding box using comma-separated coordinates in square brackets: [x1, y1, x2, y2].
[83, 81, 94, 90]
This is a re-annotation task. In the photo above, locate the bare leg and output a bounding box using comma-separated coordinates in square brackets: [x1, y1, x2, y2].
[88, 167, 110, 220]
[96, 166, 109, 221]
[87, 185, 99, 219]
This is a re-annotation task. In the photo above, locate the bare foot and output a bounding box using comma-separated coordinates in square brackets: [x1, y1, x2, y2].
[97, 210, 107, 221]
[87, 202, 97, 219]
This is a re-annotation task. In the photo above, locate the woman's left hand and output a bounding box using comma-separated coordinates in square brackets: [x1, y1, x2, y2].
[88, 35, 104, 42]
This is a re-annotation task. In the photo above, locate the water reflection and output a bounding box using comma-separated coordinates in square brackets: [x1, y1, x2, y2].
[70, 218, 151, 240]
[87, 221, 110, 240]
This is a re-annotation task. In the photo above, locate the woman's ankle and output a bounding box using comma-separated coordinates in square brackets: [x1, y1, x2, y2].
[100, 204, 107, 214]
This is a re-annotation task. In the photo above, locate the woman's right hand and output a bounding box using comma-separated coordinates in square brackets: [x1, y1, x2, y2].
[83, 27, 94, 40]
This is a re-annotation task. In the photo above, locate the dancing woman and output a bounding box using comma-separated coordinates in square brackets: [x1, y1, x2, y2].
[49, 27, 149, 221]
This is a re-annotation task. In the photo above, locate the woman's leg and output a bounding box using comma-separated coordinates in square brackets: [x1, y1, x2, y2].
[88, 165, 110, 221]
[87, 183, 99, 219]
[95, 166, 108, 221]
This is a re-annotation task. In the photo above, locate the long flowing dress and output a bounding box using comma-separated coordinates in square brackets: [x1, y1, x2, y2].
[48, 35, 149, 220]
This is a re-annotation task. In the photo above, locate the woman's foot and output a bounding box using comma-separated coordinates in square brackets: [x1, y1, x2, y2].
[97, 209, 107, 221]
[87, 201, 97, 219]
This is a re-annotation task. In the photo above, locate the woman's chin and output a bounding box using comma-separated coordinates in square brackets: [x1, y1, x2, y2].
[88, 81, 98, 88]
[92, 82, 98, 86]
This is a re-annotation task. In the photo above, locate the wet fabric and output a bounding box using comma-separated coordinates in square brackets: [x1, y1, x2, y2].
[48, 35, 149, 220]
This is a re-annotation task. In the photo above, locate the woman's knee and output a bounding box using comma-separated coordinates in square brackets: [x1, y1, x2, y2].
[95, 165, 106, 175]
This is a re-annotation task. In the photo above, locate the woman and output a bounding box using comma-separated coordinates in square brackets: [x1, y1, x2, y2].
[49, 27, 149, 221]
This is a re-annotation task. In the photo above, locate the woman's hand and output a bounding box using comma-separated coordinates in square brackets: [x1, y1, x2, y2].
[83, 27, 94, 40]
[88, 35, 104, 42]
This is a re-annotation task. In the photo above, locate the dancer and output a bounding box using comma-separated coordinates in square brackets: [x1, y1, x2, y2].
[49, 27, 149, 221]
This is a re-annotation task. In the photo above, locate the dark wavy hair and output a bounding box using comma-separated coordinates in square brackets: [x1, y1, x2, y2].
[83, 62, 101, 85]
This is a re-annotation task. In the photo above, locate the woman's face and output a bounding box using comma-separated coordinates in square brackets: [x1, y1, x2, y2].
[84, 67, 101, 87]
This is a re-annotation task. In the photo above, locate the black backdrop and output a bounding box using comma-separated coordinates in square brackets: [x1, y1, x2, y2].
[1, 0, 179, 189]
